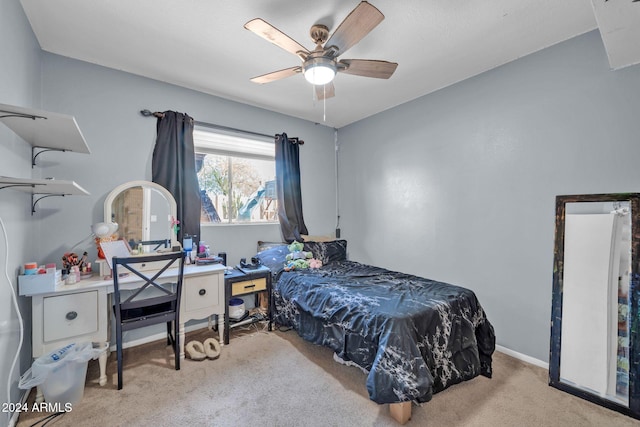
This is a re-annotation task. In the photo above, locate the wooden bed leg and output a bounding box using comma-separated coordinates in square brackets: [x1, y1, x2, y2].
[389, 402, 412, 424]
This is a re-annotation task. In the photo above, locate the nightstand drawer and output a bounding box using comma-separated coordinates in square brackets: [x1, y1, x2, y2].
[231, 277, 267, 296]
[43, 291, 98, 342]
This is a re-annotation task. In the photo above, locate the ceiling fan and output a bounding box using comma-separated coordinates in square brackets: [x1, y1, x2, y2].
[244, 1, 398, 100]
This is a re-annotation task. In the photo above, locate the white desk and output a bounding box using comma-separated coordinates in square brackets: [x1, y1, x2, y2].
[24, 263, 225, 398]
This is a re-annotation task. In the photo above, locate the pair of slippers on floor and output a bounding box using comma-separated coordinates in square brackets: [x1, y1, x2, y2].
[185, 338, 221, 361]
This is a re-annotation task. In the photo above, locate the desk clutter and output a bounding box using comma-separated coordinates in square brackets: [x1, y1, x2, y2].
[18, 270, 62, 295]
[18, 218, 224, 296]
[18, 251, 93, 295]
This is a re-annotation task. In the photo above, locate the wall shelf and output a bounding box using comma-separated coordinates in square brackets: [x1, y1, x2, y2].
[0, 177, 90, 214]
[0, 102, 91, 213]
[0, 102, 91, 166]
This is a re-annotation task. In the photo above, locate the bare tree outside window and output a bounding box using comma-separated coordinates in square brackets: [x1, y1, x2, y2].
[195, 129, 277, 224]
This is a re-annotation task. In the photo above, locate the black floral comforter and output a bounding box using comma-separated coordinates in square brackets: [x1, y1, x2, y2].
[255, 242, 495, 404]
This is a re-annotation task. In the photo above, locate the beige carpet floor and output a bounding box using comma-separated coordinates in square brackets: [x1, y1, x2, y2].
[16, 325, 640, 427]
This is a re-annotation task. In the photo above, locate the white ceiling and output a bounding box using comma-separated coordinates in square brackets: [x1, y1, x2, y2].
[18, 0, 617, 128]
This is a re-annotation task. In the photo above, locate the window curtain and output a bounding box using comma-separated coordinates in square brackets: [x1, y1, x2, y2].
[275, 132, 308, 242]
[152, 111, 201, 245]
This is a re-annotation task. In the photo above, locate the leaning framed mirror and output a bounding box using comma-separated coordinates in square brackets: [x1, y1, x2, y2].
[550, 193, 640, 419]
[104, 180, 179, 252]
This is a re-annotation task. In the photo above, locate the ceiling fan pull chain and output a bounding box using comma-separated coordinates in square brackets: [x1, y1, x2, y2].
[323, 85, 327, 122]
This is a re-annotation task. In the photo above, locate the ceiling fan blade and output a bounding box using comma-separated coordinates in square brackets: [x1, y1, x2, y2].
[338, 59, 397, 79]
[315, 82, 335, 100]
[250, 66, 301, 84]
[245, 18, 309, 59]
[325, 1, 384, 56]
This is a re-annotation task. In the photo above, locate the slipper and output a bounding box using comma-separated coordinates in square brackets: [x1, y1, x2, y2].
[185, 340, 206, 361]
[203, 338, 221, 360]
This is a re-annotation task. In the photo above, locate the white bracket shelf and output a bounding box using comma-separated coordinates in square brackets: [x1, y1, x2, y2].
[0, 177, 90, 215]
[0, 103, 91, 167]
[0, 102, 91, 213]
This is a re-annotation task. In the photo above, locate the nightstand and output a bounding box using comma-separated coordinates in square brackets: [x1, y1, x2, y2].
[224, 265, 272, 344]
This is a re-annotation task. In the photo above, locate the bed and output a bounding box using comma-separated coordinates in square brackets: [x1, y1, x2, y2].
[254, 240, 495, 423]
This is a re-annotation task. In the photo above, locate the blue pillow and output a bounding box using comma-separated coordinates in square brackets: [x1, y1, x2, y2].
[254, 244, 289, 273]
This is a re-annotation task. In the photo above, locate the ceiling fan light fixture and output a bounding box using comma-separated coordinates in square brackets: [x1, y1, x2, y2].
[303, 57, 336, 86]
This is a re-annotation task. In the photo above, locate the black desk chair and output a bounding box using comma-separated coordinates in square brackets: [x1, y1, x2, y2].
[112, 251, 185, 390]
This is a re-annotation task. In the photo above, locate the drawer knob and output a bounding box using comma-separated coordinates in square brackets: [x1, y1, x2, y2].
[66, 311, 78, 320]
[199, 289, 206, 296]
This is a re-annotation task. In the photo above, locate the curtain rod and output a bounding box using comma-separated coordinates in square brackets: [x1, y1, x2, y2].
[140, 109, 304, 144]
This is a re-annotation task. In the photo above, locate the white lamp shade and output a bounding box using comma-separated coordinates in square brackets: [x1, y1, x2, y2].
[92, 222, 118, 238]
[304, 64, 336, 85]
[302, 56, 337, 86]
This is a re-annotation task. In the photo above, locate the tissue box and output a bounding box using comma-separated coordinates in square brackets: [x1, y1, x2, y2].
[19, 271, 62, 296]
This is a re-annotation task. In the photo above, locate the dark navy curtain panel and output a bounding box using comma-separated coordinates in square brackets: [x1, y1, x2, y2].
[152, 111, 201, 244]
[275, 132, 308, 243]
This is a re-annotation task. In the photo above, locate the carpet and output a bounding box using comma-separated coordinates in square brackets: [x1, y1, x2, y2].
[16, 326, 639, 426]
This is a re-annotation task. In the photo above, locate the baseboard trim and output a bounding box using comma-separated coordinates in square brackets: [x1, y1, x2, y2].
[110, 324, 550, 371]
[8, 388, 30, 427]
[111, 321, 215, 352]
[496, 344, 549, 370]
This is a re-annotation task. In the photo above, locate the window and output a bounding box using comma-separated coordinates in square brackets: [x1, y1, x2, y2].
[194, 128, 277, 224]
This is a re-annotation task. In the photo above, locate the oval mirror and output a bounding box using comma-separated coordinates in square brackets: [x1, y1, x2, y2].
[104, 180, 179, 252]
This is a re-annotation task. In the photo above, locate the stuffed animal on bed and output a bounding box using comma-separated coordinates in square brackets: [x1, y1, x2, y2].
[308, 258, 323, 269]
[285, 241, 311, 260]
[283, 241, 323, 271]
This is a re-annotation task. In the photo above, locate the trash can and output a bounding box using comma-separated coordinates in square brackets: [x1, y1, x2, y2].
[19, 342, 105, 406]
[228, 297, 245, 320]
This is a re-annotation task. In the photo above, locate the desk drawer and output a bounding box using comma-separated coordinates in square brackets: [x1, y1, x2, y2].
[43, 291, 98, 342]
[184, 274, 220, 312]
[231, 277, 266, 296]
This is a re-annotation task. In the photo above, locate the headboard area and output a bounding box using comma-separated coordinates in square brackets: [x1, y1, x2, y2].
[257, 241, 286, 252]
[255, 239, 348, 272]
[257, 234, 336, 253]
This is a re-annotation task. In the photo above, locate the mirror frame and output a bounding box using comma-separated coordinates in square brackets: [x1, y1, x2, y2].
[550, 193, 640, 419]
[104, 180, 179, 250]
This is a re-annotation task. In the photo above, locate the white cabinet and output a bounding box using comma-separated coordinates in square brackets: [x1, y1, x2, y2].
[31, 288, 109, 394]
[179, 270, 225, 359]
[26, 263, 225, 399]
[42, 291, 100, 342]
[33, 289, 109, 353]
[184, 274, 222, 312]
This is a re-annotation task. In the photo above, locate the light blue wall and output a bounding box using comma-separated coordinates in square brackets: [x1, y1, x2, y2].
[1, 0, 336, 413]
[0, 0, 43, 422]
[33, 53, 335, 343]
[337, 30, 640, 362]
[6, 1, 640, 413]
[37, 53, 336, 267]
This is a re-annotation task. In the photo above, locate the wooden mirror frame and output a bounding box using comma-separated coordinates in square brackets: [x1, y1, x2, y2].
[104, 180, 179, 250]
[550, 193, 640, 419]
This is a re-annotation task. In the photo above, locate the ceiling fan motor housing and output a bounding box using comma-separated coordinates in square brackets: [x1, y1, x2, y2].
[309, 24, 330, 44]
